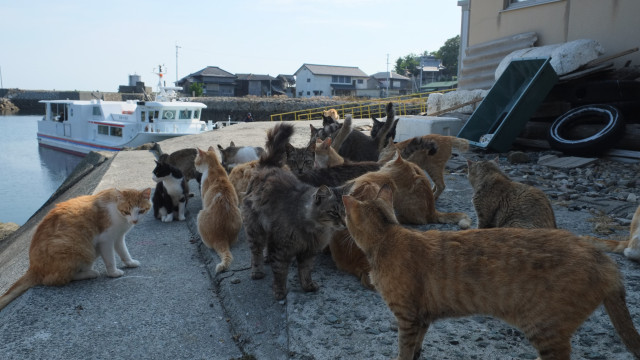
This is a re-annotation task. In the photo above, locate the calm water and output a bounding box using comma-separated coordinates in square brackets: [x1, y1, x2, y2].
[0, 114, 83, 225]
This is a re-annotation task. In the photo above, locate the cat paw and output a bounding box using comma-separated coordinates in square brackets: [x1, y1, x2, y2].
[274, 289, 288, 300]
[215, 263, 228, 273]
[124, 259, 140, 268]
[302, 281, 319, 293]
[178, 215, 186, 221]
[624, 247, 640, 261]
[107, 268, 125, 278]
[251, 270, 265, 280]
[162, 214, 174, 222]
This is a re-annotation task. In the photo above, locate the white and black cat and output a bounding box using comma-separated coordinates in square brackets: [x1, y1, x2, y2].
[152, 160, 189, 222]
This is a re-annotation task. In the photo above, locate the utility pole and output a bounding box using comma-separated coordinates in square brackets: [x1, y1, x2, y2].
[175, 43, 182, 84]
[386, 54, 390, 98]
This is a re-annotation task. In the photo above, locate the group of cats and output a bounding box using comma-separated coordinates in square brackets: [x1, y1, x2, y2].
[2, 103, 640, 359]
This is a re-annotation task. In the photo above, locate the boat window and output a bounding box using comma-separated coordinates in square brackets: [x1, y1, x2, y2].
[93, 106, 102, 116]
[98, 125, 109, 135]
[179, 110, 192, 119]
[194, 110, 200, 119]
[141, 111, 146, 122]
[162, 110, 176, 120]
[110, 127, 123, 137]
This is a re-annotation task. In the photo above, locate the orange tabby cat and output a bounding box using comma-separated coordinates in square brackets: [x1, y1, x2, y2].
[0, 187, 152, 311]
[343, 185, 640, 360]
[379, 134, 469, 199]
[329, 152, 470, 288]
[194, 146, 242, 273]
[228, 159, 259, 201]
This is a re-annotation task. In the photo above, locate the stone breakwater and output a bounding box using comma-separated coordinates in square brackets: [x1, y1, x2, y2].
[0, 89, 349, 119]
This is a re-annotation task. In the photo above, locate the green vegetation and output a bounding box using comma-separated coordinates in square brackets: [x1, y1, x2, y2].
[189, 82, 204, 97]
[394, 35, 460, 81]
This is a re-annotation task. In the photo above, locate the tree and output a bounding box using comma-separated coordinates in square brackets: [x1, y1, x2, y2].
[435, 35, 460, 79]
[189, 82, 204, 97]
[394, 35, 460, 81]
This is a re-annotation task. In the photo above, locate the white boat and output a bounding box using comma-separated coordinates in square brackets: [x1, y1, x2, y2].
[37, 71, 211, 156]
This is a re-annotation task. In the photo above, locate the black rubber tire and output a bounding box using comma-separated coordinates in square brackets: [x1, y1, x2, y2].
[547, 104, 625, 156]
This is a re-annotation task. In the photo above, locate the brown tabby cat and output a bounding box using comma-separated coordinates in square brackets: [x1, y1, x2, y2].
[583, 203, 640, 261]
[285, 140, 315, 175]
[0, 188, 152, 311]
[157, 147, 202, 185]
[378, 134, 469, 200]
[242, 123, 346, 300]
[194, 147, 242, 273]
[467, 157, 556, 229]
[343, 184, 640, 360]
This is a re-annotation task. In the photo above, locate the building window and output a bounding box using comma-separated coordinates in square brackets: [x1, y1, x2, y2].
[298, 91, 303, 96]
[307, 91, 310, 96]
[357, 79, 363, 84]
[331, 76, 352, 84]
[93, 106, 102, 116]
[504, 0, 562, 10]
[98, 125, 109, 135]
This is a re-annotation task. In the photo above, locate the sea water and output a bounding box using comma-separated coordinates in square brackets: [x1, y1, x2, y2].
[0, 114, 83, 225]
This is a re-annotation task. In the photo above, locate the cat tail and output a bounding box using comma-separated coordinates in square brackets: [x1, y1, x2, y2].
[450, 137, 470, 153]
[579, 235, 629, 253]
[331, 114, 352, 150]
[374, 102, 397, 151]
[401, 137, 438, 158]
[260, 123, 295, 168]
[603, 286, 640, 358]
[0, 271, 38, 311]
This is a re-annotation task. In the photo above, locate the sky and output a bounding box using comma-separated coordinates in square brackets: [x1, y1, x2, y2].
[0, 0, 461, 92]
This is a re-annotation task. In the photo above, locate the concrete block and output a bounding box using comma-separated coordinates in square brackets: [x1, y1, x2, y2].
[496, 39, 605, 79]
[394, 115, 463, 142]
[427, 89, 488, 115]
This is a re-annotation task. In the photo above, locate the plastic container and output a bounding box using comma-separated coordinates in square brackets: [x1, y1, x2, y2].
[394, 116, 464, 142]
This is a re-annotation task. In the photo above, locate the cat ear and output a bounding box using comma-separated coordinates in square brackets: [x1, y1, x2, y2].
[230, 141, 236, 147]
[342, 195, 356, 212]
[376, 184, 394, 205]
[315, 138, 323, 146]
[141, 187, 152, 200]
[217, 144, 224, 151]
[314, 185, 332, 204]
[208, 146, 215, 152]
[197, 148, 205, 156]
[393, 150, 403, 162]
[324, 137, 332, 147]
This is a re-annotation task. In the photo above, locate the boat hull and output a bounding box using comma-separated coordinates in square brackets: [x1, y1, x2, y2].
[37, 131, 190, 156]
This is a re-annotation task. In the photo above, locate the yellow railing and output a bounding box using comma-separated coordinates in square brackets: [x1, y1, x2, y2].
[269, 89, 457, 122]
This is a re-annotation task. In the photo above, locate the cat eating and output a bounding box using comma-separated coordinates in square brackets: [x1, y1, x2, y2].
[0, 188, 151, 311]
[343, 184, 640, 360]
[242, 123, 346, 300]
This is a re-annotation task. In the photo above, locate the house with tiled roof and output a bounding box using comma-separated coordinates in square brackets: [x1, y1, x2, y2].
[176, 66, 236, 97]
[293, 64, 369, 98]
[235, 73, 277, 97]
[370, 71, 413, 96]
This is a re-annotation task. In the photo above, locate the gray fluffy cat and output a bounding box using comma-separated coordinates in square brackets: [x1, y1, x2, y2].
[285, 141, 315, 175]
[467, 157, 557, 229]
[242, 123, 346, 300]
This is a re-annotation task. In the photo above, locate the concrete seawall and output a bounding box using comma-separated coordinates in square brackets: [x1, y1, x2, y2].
[0, 89, 347, 121]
